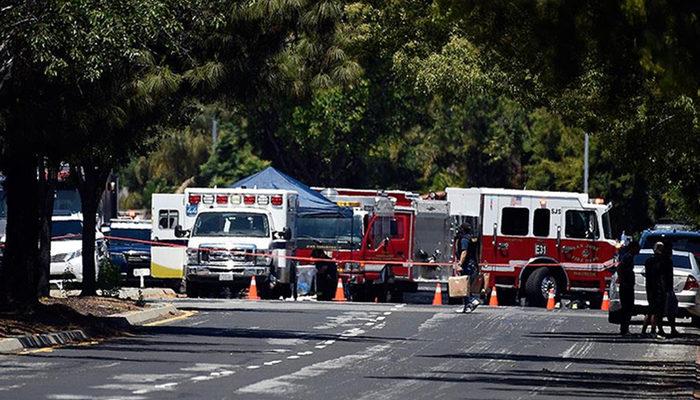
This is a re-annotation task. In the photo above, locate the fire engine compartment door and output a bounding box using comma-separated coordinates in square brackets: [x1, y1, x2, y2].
[493, 195, 533, 265]
[411, 203, 453, 282]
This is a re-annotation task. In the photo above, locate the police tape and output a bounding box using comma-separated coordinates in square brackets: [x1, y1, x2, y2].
[98, 234, 618, 270]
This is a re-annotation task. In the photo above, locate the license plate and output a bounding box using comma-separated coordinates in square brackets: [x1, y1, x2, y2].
[219, 272, 234, 281]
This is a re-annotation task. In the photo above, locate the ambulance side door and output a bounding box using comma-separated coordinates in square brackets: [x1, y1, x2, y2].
[151, 193, 185, 241]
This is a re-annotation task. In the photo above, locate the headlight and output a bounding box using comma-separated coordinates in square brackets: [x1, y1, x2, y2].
[186, 248, 198, 264]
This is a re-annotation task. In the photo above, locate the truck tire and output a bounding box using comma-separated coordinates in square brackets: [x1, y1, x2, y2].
[525, 268, 559, 307]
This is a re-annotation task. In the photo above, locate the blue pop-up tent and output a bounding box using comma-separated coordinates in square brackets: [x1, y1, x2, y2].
[229, 167, 351, 218]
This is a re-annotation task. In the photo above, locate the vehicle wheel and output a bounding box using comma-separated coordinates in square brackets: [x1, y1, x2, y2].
[185, 281, 200, 298]
[525, 268, 559, 307]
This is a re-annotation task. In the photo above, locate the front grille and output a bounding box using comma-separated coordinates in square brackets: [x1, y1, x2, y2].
[199, 247, 253, 264]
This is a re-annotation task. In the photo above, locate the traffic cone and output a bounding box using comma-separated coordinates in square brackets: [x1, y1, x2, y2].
[432, 283, 443, 306]
[488, 286, 499, 307]
[546, 288, 555, 310]
[333, 278, 347, 302]
[601, 291, 610, 311]
[248, 276, 260, 300]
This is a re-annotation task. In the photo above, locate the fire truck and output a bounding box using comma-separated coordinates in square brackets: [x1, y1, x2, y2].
[446, 187, 618, 307]
[150, 188, 299, 298]
[316, 188, 455, 302]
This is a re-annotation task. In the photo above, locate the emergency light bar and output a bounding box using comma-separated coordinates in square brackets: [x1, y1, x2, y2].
[187, 192, 285, 208]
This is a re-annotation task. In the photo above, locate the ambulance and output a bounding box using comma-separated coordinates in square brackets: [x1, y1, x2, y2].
[150, 188, 299, 298]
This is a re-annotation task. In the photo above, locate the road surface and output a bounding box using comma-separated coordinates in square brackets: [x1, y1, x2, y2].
[0, 299, 697, 399]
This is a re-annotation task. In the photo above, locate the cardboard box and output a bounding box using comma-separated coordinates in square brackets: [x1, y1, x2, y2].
[448, 276, 470, 298]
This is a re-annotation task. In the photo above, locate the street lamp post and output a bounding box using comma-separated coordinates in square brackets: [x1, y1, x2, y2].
[583, 132, 589, 195]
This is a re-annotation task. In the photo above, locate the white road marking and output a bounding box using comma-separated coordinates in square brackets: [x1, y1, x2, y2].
[247, 366, 261, 370]
[287, 355, 300, 359]
[297, 351, 313, 356]
[181, 363, 235, 372]
[264, 360, 282, 366]
[376, 316, 386, 321]
[324, 340, 335, 345]
[48, 396, 146, 400]
[315, 345, 326, 349]
[267, 338, 307, 346]
[238, 344, 391, 395]
[383, 312, 392, 315]
[364, 322, 375, 326]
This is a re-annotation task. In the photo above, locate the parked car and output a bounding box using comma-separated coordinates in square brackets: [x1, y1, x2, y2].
[50, 214, 106, 287]
[639, 228, 700, 259]
[609, 249, 700, 326]
[103, 219, 152, 283]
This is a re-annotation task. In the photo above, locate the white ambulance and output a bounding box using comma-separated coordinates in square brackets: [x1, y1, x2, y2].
[150, 188, 299, 298]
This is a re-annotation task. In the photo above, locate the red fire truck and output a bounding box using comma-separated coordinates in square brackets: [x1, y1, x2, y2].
[316, 188, 455, 302]
[446, 187, 618, 307]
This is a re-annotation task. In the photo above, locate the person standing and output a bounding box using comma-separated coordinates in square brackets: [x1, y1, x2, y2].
[312, 249, 337, 301]
[455, 224, 480, 313]
[660, 241, 680, 337]
[642, 242, 666, 338]
[617, 241, 640, 335]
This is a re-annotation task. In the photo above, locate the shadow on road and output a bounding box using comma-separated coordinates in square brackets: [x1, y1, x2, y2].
[371, 352, 695, 399]
[524, 330, 700, 346]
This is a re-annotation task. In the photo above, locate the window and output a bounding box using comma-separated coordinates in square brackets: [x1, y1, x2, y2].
[52, 220, 83, 238]
[370, 216, 404, 248]
[533, 209, 550, 237]
[501, 208, 529, 236]
[602, 211, 613, 239]
[158, 210, 179, 229]
[565, 210, 599, 239]
[192, 212, 269, 238]
[633, 254, 692, 270]
[110, 228, 151, 242]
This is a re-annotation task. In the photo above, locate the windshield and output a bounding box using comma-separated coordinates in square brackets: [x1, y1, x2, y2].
[633, 254, 693, 269]
[297, 216, 363, 249]
[602, 211, 613, 239]
[192, 212, 270, 238]
[52, 220, 82, 238]
[110, 228, 151, 242]
[54, 189, 81, 215]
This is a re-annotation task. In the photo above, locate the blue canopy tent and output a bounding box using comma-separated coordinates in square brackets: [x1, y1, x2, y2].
[229, 167, 351, 218]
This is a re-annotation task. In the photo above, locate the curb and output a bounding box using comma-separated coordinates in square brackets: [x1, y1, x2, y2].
[0, 330, 88, 354]
[0, 304, 178, 354]
[118, 288, 177, 301]
[104, 304, 179, 328]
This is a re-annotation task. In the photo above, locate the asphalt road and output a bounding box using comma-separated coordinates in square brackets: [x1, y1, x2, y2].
[1, 299, 698, 400]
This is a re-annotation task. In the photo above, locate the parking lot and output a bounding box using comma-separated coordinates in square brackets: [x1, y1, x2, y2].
[1, 299, 698, 400]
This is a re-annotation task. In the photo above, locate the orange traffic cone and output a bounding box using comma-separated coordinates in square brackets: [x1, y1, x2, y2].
[601, 291, 610, 311]
[546, 288, 556, 310]
[489, 286, 499, 307]
[432, 283, 443, 306]
[333, 278, 347, 302]
[248, 276, 260, 300]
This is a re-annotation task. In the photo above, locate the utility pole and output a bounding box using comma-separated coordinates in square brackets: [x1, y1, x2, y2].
[583, 132, 589, 195]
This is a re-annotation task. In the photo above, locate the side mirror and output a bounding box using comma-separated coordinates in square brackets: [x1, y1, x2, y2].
[174, 225, 189, 238]
[100, 224, 111, 234]
[273, 227, 292, 241]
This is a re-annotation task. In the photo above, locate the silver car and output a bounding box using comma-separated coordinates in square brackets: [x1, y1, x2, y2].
[609, 249, 700, 324]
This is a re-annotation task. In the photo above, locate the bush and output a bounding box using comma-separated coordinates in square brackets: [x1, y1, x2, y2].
[97, 258, 121, 297]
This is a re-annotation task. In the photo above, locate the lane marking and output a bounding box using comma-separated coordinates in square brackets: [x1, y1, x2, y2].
[383, 312, 392, 315]
[142, 310, 196, 327]
[247, 366, 261, 370]
[315, 345, 326, 349]
[264, 360, 282, 366]
[287, 355, 300, 359]
[297, 351, 313, 356]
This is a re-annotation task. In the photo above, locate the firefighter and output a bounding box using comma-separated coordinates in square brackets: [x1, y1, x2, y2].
[617, 240, 639, 335]
[456, 223, 480, 313]
[312, 249, 337, 301]
[642, 242, 666, 338]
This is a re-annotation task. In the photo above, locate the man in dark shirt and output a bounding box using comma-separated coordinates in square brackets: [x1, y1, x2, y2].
[456, 224, 480, 313]
[617, 241, 640, 335]
[660, 241, 680, 337]
[642, 242, 666, 337]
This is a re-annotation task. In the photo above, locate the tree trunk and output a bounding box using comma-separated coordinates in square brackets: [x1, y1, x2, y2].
[0, 151, 40, 310]
[36, 162, 56, 298]
[77, 164, 109, 297]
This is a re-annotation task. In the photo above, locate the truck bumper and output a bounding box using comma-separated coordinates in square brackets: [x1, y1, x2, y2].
[186, 265, 270, 283]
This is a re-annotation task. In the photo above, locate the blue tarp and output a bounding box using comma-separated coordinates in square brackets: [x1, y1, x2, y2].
[229, 167, 351, 217]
